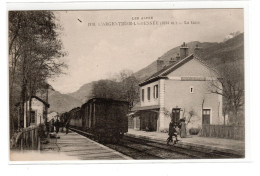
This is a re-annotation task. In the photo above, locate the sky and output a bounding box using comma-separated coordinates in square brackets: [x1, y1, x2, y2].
[48, 9, 244, 94]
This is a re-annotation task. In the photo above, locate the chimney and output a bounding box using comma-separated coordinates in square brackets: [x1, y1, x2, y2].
[180, 42, 189, 59]
[157, 57, 164, 71]
[169, 57, 176, 65]
[175, 53, 181, 61]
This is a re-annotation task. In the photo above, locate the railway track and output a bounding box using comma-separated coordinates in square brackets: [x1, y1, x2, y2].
[70, 127, 243, 159]
[106, 139, 191, 159]
[121, 136, 243, 159]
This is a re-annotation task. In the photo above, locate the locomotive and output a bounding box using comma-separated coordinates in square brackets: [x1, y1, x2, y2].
[61, 98, 129, 143]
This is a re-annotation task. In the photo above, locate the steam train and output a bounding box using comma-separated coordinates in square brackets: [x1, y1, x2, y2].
[60, 98, 129, 143]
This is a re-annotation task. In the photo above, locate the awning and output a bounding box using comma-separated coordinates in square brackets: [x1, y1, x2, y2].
[131, 105, 160, 111]
[127, 112, 136, 117]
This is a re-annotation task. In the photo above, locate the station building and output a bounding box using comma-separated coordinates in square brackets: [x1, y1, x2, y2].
[131, 43, 223, 132]
[24, 96, 50, 128]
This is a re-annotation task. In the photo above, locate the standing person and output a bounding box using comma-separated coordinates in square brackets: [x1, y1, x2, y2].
[46, 121, 50, 134]
[60, 118, 64, 132]
[50, 119, 55, 132]
[180, 119, 187, 138]
[173, 123, 179, 144]
[65, 120, 70, 134]
[167, 122, 174, 145]
[55, 118, 60, 134]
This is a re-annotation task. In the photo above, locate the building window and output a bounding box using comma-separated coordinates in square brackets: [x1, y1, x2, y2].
[154, 85, 158, 98]
[147, 87, 151, 100]
[142, 89, 144, 101]
[190, 86, 194, 93]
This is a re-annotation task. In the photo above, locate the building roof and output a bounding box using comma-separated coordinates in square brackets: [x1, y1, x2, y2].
[139, 54, 219, 86]
[139, 54, 195, 86]
[31, 96, 50, 108]
[15, 95, 50, 108]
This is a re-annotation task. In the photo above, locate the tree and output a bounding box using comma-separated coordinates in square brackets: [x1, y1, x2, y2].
[187, 109, 195, 125]
[120, 75, 139, 109]
[9, 11, 67, 134]
[222, 100, 230, 125]
[92, 80, 123, 100]
[92, 69, 139, 109]
[210, 62, 244, 125]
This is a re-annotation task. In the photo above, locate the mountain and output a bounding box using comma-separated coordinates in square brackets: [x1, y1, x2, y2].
[195, 33, 244, 68]
[48, 90, 82, 113]
[134, 33, 244, 82]
[223, 31, 241, 42]
[48, 82, 94, 114]
[67, 82, 94, 103]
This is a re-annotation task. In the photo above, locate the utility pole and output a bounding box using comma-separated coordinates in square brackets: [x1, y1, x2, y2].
[45, 84, 49, 124]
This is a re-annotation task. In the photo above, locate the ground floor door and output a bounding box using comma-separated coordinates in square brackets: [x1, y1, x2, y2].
[140, 111, 158, 131]
[202, 109, 211, 124]
[172, 108, 181, 122]
[135, 116, 140, 129]
[128, 116, 134, 129]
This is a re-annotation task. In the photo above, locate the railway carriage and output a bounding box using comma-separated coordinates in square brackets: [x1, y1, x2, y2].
[64, 98, 129, 143]
[69, 107, 81, 127]
[60, 112, 70, 125]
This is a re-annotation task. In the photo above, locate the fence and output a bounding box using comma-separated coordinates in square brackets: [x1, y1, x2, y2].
[12, 125, 43, 150]
[200, 124, 245, 140]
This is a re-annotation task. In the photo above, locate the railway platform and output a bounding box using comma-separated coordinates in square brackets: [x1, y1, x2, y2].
[40, 131, 132, 160]
[126, 129, 245, 157]
[11, 131, 132, 161]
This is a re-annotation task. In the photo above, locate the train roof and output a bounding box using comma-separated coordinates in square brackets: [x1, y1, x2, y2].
[69, 107, 81, 112]
[81, 98, 129, 108]
[61, 98, 129, 114]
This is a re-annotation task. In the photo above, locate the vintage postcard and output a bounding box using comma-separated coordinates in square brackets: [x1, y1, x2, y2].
[8, 5, 246, 162]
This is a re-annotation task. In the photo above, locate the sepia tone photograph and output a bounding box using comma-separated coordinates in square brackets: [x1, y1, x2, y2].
[9, 8, 245, 161]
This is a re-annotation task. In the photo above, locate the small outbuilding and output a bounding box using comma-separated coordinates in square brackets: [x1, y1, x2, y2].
[47, 111, 58, 122]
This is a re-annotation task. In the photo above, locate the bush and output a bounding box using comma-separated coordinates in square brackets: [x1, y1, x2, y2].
[189, 128, 200, 135]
